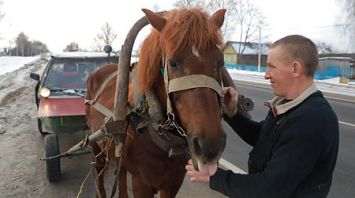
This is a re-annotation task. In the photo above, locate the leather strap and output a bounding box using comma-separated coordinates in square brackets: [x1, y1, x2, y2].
[168, 74, 222, 97]
[148, 124, 187, 157]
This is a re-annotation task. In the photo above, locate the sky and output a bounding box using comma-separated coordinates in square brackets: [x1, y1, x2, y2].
[0, 0, 350, 53]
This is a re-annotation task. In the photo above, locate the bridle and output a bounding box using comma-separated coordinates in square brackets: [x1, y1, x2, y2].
[160, 55, 224, 137]
[159, 56, 224, 169]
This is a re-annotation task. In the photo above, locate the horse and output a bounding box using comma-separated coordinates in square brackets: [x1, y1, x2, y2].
[86, 8, 229, 198]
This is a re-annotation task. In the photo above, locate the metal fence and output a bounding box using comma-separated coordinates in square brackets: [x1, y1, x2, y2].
[225, 57, 355, 80]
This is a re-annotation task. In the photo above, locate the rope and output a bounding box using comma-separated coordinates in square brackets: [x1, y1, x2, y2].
[76, 165, 93, 198]
[91, 161, 103, 198]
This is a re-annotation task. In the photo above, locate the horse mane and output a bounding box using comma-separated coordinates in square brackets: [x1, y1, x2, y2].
[136, 8, 223, 94]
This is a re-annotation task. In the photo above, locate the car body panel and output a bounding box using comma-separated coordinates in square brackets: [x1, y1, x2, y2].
[38, 97, 86, 117]
[40, 116, 86, 134]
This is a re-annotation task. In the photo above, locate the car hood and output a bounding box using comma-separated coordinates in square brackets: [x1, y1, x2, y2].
[38, 97, 86, 117]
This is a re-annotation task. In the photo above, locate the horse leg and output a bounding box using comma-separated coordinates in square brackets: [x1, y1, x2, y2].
[159, 190, 178, 198]
[92, 142, 107, 198]
[118, 165, 128, 198]
[159, 171, 185, 198]
[132, 175, 156, 198]
[159, 183, 183, 198]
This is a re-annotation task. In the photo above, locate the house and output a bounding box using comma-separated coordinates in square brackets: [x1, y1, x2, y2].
[318, 56, 355, 80]
[223, 41, 269, 66]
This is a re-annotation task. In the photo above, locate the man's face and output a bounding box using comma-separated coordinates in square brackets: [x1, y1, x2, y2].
[265, 46, 295, 98]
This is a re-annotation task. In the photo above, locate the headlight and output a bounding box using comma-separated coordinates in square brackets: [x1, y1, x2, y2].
[39, 87, 51, 98]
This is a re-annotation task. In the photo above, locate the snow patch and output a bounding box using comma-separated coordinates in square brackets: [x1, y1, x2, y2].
[0, 56, 40, 76]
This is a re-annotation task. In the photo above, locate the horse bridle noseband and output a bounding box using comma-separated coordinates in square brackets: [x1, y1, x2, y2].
[162, 57, 224, 123]
[160, 57, 224, 169]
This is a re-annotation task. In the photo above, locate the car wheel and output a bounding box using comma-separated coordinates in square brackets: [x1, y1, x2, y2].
[44, 134, 61, 182]
[37, 118, 49, 135]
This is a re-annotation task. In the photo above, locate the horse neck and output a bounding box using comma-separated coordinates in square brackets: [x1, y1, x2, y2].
[151, 78, 168, 114]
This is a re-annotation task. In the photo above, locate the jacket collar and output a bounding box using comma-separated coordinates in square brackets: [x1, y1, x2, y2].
[264, 83, 318, 117]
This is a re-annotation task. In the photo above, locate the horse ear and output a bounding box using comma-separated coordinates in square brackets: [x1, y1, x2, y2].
[142, 8, 167, 32]
[209, 9, 226, 29]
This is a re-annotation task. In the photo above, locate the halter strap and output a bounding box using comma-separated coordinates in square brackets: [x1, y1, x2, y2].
[162, 57, 224, 171]
[163, 58, 223, 115]
[168, 75, 222, 96]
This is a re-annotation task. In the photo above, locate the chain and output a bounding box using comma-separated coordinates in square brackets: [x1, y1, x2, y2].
[158, 113, 187, 137]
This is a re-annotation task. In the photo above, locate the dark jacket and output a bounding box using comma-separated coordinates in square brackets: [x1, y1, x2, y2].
[210, 85, 339, 198]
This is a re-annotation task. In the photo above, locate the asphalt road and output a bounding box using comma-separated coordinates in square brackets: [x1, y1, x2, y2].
[40, 131, 226, 198]
[220, 83, 355, 198]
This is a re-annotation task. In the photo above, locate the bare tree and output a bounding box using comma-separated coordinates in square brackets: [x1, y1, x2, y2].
[174, 0, 239, 41]
[92, 22, 117, 52]
[340, 0, 355, 52]
[0, 0, 4, 22]
[234, 0, 266, 61]
[316, 41, 334, 54]
[0, 0, 5, 40]
[32, 40, 49, 55]
[16, 32, 28, 56]
[173, 0, 267, 57]
[174, 0, 203, 8]
[204, 0, 238, 41]
[11, 32, 48, 56]
[91, 37, 103, 52]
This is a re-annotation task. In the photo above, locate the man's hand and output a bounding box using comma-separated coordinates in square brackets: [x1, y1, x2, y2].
[223, 86, 238, 118]
[185, 159, 217, 183]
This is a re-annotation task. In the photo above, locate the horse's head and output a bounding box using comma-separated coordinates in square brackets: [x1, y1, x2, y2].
[139, 8, 226, 165]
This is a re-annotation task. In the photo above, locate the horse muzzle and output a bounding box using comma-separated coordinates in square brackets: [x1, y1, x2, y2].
[188, 132, 226, 164]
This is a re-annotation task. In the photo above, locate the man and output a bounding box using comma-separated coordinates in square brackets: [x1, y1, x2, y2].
[186, 35, 339, 198]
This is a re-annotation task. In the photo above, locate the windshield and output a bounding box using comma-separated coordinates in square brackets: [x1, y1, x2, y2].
[43, 57, 118, 90]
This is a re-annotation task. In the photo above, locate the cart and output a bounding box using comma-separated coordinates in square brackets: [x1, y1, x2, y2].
[30, 50, 118, 182]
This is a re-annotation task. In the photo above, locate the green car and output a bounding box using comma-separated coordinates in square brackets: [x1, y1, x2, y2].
[30, 51, 118, 182]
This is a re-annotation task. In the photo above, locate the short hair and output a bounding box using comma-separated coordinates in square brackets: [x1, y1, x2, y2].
[271, 35, 318, 77]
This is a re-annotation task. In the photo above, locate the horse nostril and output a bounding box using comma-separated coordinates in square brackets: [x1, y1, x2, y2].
[191, 134, 226, 162]
[192, 136, 203, 156]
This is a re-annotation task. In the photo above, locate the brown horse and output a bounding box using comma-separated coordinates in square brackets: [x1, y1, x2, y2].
[86, 8, 227, 198]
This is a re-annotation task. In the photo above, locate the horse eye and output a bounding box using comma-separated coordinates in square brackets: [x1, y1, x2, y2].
[168, 61, 177, 68]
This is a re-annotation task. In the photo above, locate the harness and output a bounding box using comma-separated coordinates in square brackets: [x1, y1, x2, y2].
[158, 58, 224, 169]
[85, 60, 224, 157]
[163, 58, 224, 119]
[84, 60, 224, 197]
[130, 65, 189, 157]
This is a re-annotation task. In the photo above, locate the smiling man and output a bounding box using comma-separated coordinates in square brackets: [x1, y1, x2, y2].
[186, 35, 339, 198]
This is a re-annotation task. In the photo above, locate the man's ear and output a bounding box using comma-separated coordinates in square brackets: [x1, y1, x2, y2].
[292, 61, 303, 77]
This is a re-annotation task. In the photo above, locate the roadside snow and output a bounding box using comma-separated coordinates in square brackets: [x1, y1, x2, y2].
[227, 68, 355, 97]
[0, 56, 40, 76]
[0, 56, 43, 104]
[0, 57, 48, 196]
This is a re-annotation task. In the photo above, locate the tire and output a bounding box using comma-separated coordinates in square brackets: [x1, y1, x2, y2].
[44, 134, 61, 182]
[37, 118, 49, 136]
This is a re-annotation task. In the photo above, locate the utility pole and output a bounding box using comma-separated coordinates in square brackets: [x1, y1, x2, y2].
[8, 40, 12, 56]
[258, 26, 261, 72]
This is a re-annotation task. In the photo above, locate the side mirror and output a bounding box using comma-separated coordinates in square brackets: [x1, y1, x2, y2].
[103, 45, 113, 64]
[30, 73, 40, 81]
[103, 45, 113, 54]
